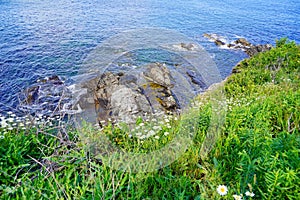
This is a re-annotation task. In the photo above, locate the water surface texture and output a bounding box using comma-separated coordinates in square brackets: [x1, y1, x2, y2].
[0, 0, 299, 112]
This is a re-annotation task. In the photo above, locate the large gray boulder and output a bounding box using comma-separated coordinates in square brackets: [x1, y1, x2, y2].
[94, 63, 181, 126]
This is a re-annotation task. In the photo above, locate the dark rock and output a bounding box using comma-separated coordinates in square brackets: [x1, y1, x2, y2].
[245, 44, 273, 57]
[38, 75, 64, 85]
[24, 85, 40, 104]
[186, 70, 207, 88]
[234, 38, 251, 46]
[20, 75, 71, 115]
[214, 39, 225, 46]
[227, 43, 235, 48]
[180, 43, 195, 51]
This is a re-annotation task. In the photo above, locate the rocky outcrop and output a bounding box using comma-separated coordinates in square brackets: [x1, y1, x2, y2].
[94, 63, 181, 126]
[203, 33, 272, 57]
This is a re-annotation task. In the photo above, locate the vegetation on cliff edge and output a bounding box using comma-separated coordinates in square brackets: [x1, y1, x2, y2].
[0, 38, 299, 199]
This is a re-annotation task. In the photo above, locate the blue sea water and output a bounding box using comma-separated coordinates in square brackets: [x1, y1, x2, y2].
[0, 0, 299, 113]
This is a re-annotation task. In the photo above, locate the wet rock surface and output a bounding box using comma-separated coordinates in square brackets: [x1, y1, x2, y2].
[203, 33, 272, 57]
[19, 75, 72, 115]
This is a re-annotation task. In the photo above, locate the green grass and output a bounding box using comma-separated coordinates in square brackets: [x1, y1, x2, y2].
[0, 38, 299, 199]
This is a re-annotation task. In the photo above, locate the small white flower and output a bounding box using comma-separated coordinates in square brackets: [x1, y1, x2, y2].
[233, 194, 243, 200]
[217, 185, 228, 196]
[164, 118, 170, 123]
[139, 123, 145, 127]
[153, 126, 161, 130]
[135, 132, 142, 136]
[148, 130, 155, 136]
[7, 111, 13, 115]
[1, 121, 8, 128]
[19, 123, 25, 127]
[164, 132, 170, 136]
[154, 135, 160, 140]
[139, 135, 146, 140]
[7, 127, 13, 131]
[245, 191, 255, 197]
[166, 124, 172, 129]
[7, 118, 14, 123]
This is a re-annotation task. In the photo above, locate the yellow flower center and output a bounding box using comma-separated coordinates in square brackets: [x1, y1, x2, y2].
[220, 188, 225, 192]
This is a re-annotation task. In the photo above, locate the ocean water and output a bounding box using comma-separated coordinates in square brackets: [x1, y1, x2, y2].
[0, 0, 299, 113]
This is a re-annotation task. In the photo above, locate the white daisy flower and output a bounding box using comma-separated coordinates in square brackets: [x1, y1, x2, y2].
[154, 136, 160, 140]
[217, 185, 228, 196]
[245, 191, 255, 197]
[135, 132, 142, 136]
[164, 132, 170, 136]
[139, 135, 146, 140]
[148, 130, 155, 136]
[151, 118, 157, 122]
[7, 118, 14, 123]
[233, 194, 243, 200]
[1, 121, 8, 128]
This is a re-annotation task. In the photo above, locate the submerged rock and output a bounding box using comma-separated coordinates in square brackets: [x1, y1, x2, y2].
[19, 75, 72, 115]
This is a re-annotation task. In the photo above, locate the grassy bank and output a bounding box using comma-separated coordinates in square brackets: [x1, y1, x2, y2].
[1, 39, 299, 199]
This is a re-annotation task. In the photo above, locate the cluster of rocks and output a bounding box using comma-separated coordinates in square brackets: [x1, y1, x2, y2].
[21, 34, 272, 127]
[20, 60, 207, 126]
[203, 33, 272, 57]
[94, 63, 180, 126]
